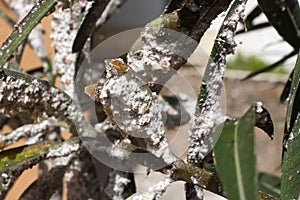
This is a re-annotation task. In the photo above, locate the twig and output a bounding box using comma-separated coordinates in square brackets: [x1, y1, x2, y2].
[0, 69, 84, 134]
[0, 119, 57, 149]
[170, 160, 276, 200]
[126, 175, 173, 200]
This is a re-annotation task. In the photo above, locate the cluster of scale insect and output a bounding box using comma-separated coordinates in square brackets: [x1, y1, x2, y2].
[188, 2, 246, 163]
[104, 170, 131, 200]
[51, 0, 93, 97]
[96, 58, 177, 164]
[63, 153, 101, 199]
[0, 119, 56, 148]
[128, 175, 173, 200]
[0, 70, 85, 133]
[126, 26, 175, 84]
[46, 140, 80, 158]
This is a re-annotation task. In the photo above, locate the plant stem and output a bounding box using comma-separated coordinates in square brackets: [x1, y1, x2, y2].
[171, 160, 276, 200]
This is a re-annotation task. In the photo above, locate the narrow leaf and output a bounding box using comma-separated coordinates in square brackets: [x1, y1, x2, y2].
[72, 0, 110, 53]
[72, 0, 127, 53]
[0, 10, 15, 27]
[0, 137, 80, 198]
[0, 0, 56, 67]
[214, 105, 257, 200]
[286, 50, 300, 129]
[258, 0, 300, 49]
[281, 114, 300, 199]
[245, 5, 262, 29]
[188, 0, 247, 165]
[280, 69, 294, 102]
[195, 0, 246, 114]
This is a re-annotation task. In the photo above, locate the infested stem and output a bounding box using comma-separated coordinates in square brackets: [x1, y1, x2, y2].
[170, 160, 276, 200]
[0, 69, 85, 135]
[0, 137, 80, 198]
[0, 119, 58, 149]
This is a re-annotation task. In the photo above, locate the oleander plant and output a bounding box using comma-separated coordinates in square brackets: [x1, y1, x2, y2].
[0, 0, 299, 199]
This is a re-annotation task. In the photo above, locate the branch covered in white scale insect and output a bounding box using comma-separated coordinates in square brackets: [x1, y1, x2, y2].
[188, 1, 246, 164]
[126, 175, 173, 200]
[104, 170, 131, 200]
[0, 119, 57, 148]
[51, 0, 93, 97]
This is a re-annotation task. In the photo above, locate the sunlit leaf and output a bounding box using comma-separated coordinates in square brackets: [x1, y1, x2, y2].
[0, 0, 56, 67]
[214, 105, 257, 200]
[0, 137, 80, 198]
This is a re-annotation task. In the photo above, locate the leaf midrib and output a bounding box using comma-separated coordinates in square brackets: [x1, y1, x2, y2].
[234, 120, 246, 200]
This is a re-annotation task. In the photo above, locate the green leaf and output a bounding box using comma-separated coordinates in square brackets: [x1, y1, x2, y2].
[280, 69, 294, 102]
[0, 143, 50, 172]
[0, 137, 80, 196]
[258, 0, 300, 50]
[258, 173, 281, 198]
[195, 0, 246, 114]
[281, 114, 300, 199]
[286, 51, 300, 134]
[0, 0, 56, 67]
[214, 105, 257, 200]
[72, 0, 110, 53]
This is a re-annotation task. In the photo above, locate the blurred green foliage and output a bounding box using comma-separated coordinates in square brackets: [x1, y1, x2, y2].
[227, 53, 287, 74]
